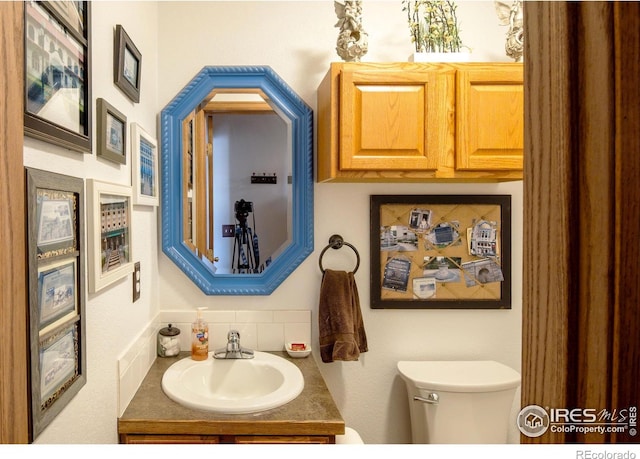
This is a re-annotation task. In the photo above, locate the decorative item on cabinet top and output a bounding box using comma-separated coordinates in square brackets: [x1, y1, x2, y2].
[334, 0, 368, 62]
[402, 0, 470, 63]
[316, 61, 523, 183]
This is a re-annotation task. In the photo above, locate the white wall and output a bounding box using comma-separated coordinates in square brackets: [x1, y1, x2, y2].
[24, 1, 159, 444]
[157, 1, 522, 444]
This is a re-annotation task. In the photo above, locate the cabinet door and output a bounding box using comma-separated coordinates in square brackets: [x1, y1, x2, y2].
[339, 68, 453, 171]
[455, 65, 523, 170]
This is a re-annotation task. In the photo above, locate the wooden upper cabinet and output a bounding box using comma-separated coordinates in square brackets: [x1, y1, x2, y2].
[317, 62, 523, 182]
[454, 64, 524, 171]
[339, 67, 453, 172]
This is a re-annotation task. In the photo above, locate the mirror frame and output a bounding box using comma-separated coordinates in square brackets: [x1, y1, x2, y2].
[161, 66, 313, 295]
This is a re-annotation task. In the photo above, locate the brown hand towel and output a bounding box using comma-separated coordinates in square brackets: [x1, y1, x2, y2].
[319, 269, 368, 362]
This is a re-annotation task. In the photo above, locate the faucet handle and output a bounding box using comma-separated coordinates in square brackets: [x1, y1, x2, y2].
[228, 330, 240, 341]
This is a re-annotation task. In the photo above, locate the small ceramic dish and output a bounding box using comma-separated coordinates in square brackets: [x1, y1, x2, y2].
[285, 342, 311, 358]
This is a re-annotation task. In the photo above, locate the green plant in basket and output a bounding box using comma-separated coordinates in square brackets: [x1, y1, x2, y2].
[402, 0, 465, 53]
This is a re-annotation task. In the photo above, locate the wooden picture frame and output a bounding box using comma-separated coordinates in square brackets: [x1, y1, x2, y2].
[114, 24, 141, 103]
[370, 194, 512, 309]
[97, 98, 127, 165]
[131, 123, 159, 206]
[24, 1, 92, 153]
[87, 179, 134, 292]
[25, 167, 86, 441]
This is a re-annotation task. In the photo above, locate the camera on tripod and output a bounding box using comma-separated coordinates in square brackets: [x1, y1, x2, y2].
[231, 199, 260, 273]
[234, 199, 253, 226]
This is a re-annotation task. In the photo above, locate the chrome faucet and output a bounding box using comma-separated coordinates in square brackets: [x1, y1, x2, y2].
[213, 330, 254, 359]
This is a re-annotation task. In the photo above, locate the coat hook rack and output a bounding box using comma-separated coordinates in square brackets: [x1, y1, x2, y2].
[319, 234, 360, 273]
[250, 172, 277, 184]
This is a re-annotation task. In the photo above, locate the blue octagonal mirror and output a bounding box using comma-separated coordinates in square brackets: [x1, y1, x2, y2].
[161, 66, 313, 295]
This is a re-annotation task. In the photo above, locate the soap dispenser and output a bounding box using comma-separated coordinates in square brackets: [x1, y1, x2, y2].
[191, 307, 209, 361]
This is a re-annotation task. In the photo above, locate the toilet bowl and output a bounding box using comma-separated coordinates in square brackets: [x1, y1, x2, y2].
[397, 360, 520, 444]
[335, 427, 364, 444]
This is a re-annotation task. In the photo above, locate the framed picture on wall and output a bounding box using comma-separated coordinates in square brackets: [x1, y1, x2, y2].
[25, 167, 86, 441]
[24, 1, 91, 153]
[87, 179, 134, 293]
[131, 123, 159, 206]
[370, 194, 512, 309]
[97, 98, 127, 165]
[114, 24, 141, 103]
[37, 258, 78, 332]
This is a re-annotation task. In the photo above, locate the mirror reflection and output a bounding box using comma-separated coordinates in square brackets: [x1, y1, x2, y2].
[182, 90, 292, 274]
[161, 66, 313, 295]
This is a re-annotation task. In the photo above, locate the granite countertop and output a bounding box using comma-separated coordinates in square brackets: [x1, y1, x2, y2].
[118, 351, 345, 438]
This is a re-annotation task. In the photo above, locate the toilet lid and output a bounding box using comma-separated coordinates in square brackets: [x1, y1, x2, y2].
[397, 360, 521, 393]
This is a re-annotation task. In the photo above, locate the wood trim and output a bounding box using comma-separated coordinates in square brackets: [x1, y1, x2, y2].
[0, 1, 29, 444]
[611, 1, 640, 443]
[523, 1, 640, 443]
[522, 3, 574, 442]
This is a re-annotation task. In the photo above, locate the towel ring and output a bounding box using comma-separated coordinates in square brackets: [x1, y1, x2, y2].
[319, 234, 360, 274]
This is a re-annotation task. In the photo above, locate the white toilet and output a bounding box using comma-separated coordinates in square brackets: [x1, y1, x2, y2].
[335, 427, 364, 444]
[397, 360, 520, 444]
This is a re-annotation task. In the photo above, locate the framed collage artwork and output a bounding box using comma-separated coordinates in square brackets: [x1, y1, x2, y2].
[25, 167, 87, 441]
[370, 195, 512, 309]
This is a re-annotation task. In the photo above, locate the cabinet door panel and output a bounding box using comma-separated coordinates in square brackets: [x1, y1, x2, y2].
[340, 70, 452, 171]
[456, 66, 524, 170]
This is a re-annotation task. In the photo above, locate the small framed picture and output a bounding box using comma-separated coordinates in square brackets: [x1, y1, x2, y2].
[97, 98, 127, 165]
[131, 123, 159, 206]
[38, 258, 78, 333]
[35, 188, 77, 259]
[87, 180, 134, 292]
[114, 25, 141, 103]
[24, 1, 91, 153]
[39, 322, 79, 404]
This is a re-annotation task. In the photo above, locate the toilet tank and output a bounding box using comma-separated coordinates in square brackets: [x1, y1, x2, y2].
[397, 360, 521, 444]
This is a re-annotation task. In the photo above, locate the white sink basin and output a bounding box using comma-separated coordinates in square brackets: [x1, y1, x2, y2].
[161, 351, 304, 414]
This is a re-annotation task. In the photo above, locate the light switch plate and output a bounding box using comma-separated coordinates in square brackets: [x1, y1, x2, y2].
[222, 224, 235, 237]
[132, 261, 141, 302]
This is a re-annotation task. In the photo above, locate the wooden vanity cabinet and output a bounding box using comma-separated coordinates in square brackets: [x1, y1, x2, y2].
[317, 62, 523, 182]
[119, 433, 335, 444]
[117, 352, 344, 445]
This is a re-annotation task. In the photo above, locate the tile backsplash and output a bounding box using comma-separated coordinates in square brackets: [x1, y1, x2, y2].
[117, 309, 311, 416]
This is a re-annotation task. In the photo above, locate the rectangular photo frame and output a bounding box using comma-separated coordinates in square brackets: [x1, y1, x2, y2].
[35, 321, 84, 438]
[370, 195, 512, 309]
[87, 179, 134, 292]
[131, 123, 159, 206]
[37, 257, 78, 333]
[24, 1, 91, 153]
[25, 167, 86, 441]
[97, 98, 127, 165]
[114, 24, 141, 103]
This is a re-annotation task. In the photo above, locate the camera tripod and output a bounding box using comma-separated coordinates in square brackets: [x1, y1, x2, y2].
[231, 211, 261, 274]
